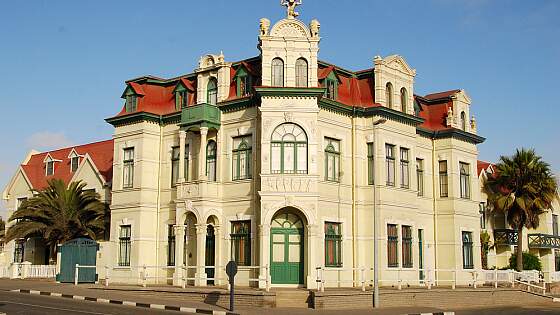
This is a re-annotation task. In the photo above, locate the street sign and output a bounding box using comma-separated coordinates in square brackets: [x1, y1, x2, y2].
[226, 261, 238, 312]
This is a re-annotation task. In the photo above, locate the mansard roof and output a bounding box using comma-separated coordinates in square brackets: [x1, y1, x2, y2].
[20, 139, 114, 190]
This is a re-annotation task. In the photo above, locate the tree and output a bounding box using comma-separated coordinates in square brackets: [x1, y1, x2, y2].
[483, 148, 559, 271]
[5, 179, 109, 261]
[0, 217, 5, 233]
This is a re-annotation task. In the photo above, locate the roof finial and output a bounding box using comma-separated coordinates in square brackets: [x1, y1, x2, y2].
[281, 0, 302, 19]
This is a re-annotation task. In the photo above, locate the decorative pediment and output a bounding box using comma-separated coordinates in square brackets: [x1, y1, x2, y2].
[270, 18, 311, 38]
[120, 82, 145, 98]
[451, 89, 472, 104]
[174, 78, 195, 93]
[383, 55, 416, 76]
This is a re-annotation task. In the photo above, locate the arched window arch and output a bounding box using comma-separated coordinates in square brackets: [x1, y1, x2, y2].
[295, 58, 308, 87]
[400, 87, 408, 113]
[206, 140, 217, 181]
[271, 58, 284, 87]
[386, 82, 393, 108]
[207, 78, 217, 105]
[461, 111, 467, 131]
[271, 123, 307, 174]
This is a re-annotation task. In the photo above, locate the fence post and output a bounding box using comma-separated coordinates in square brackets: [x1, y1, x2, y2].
[142, 265, 147, 288]
[473, 271, 478, 289]
[397, 268, 402, 290]
[105, 265, 110, 287]
[74, 264, 79, 286]
[494, 267, 498, 289]
[316, 267, 320, 291]
[361, 267, 366, 292]
[320, 267, 325, 292]
[182, 266, 186, 289]
[452, 270, 456, 290]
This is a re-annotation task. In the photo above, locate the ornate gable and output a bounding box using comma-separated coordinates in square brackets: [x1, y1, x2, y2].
[270, 19, 311, 38]
[383, 55, 416, 76]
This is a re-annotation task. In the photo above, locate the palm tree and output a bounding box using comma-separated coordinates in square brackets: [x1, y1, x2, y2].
[5, 179, 109, 262]
[483, 148, 559, 271]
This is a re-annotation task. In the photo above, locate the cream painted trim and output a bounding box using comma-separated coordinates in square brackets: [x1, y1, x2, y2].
[2, 167, 33, 200]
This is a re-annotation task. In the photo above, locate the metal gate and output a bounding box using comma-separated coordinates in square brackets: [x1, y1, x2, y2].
[56, 238, 98, 283]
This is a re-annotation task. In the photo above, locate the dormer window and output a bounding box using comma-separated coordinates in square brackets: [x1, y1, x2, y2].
[176, 90, 188, 110]
[121, 83, 143, 113]
[207, 78, 218, 105]
[323, 71, 338, 100]
[70, 154, 80, 173]
[125, 95, 137, 112]
[45, 156, 55, 176]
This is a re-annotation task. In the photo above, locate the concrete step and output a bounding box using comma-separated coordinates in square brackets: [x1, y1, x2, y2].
[275, 290, 310, 308]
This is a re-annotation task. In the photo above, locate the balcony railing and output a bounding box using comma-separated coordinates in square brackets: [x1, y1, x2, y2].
[493, 229, 518, 246]
[528, 233, 560, 249]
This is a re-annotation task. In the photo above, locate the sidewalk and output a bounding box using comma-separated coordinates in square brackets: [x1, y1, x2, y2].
[0, 279, 450, 314]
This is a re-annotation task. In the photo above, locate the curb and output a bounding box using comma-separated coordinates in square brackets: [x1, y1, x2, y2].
[10, 289, 238, 315]
[404, 313, 455, 315]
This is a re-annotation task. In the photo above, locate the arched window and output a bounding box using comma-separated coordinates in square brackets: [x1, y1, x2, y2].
[400, 87, 408, 113]
[386, 82, 393, 108]
[271, 123, 307, 174]
[207, 78, 217, 105]
[461, 111, 467, 131]
[295, 58, 308, 87]
[271, 58, 284, 87]
[206, 140, 217, 181]
[232, 136, 252, 180]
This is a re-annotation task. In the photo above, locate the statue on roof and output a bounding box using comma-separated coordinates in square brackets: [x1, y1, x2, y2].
[281, 0, 302, 19]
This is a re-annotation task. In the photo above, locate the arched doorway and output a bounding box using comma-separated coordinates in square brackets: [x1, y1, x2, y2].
[270, 208, 305, 284]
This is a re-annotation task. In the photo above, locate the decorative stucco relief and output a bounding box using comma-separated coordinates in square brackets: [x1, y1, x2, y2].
[262, 177, 312, 192]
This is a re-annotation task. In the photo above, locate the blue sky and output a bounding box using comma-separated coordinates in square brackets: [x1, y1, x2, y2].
[0, 0, 559, 217]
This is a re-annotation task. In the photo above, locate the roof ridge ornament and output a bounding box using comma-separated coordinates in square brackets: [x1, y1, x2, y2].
[281, 0, 302, 19]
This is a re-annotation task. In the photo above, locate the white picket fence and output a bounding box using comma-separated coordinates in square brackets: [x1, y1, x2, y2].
[28, 265, 57, 278]
[0, 266, 9, 278]
[0, 264, 56, 279]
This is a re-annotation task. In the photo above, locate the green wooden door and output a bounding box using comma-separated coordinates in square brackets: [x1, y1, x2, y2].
[270, 211, 304, 284]
[56, 238, 98, 283]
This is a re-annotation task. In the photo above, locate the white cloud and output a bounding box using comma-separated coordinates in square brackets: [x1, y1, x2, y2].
[26, 131, 74, 151]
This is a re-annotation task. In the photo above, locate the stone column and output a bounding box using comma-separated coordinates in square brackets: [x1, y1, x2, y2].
[178, 131, 186, 182]
[195, 224, 207, 286]
[173, 224, 186, 286]
[199, 127, 208, 180]
[306, 224, 319, 289]
[258, 224, 271, 289]
[214, 225, 223, 286]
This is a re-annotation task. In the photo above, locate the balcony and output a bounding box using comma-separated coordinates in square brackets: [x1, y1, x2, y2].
[180, 103, 221, 130]
[493, 229, 518, 246]
[528, 233, 560, 249]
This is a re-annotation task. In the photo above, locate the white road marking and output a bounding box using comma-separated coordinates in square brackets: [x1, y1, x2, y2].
[123, 301, 136, 306]
[150, 304, 165, 309]
[180, 306, 197, 313]
[0, 300, 112, 315]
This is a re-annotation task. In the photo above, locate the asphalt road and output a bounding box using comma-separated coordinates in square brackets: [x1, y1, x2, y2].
[0, 290, 173, 315]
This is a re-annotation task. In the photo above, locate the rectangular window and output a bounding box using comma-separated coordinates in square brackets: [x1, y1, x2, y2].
[439, 161, 448, 197]
[387, 224, 398, 267]
[416, 158, 424, 196]
[325, 222, 342, 267]
[402, 225, 413, 268]
[232, 136, 252, 180]
[123, 148, 134, 189]
[460, 162, 470, 199]
[46, 160, 54, 176]
[462, 231, 474, 269]
[13, 240, 24, 263]
[325, 138, 340, 182]
[184, 145, 189, 181]
[400, 148, 409, 188]
[479, 203, 487, 230]
[171, 147, 180, 187]
[238, 76, 251, 97]
[180, 91, 188, 109]
[367, 143, 374, 185]
[16, 197, 27, 210]
[71, 156, 80, 173]
[386, 144, 395, 186]
[125, 95, 137, 112]
[118, 225, 131, 267]
[231, 221, 251, 266]
[554, 215, 559, 236]
[555, 250, 560, 272]
[167, 225, 175, 266]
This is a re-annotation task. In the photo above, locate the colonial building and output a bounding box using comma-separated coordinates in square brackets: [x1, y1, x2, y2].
[3, 2, 501, 288]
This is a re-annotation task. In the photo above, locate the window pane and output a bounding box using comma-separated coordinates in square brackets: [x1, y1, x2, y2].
[271, 144, 281, 173]
[289, 243, 301, 262]
[439, 161, 448, 197]
[387, 224, 398, 267]
[297, 143, 307, 174]
[284, 143, 295, 173]
[273, 243, 284, 262]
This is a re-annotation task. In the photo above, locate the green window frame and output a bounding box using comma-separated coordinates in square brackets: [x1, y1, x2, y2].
[207, 78, 218, 105]
[123, 148, 134, 189]
[460, 162, 470, 199]
[125, 94, 137, 112]
[367, 143, 374, 185]
[206, 140, 217, 181]
[462, 231, 474, 269]
[324, 138, 340, 182]
[167, 225, 175, 266]
[271, 123, 308, 174]
[118, 225, 131, 267]
[175, 90, 188, 110]
[232, 136, 252, 180]
[400, 148, 409, 189]
[416, 158, 424, 196]
[325, 222, 342, 267]
[402, 225, 413, 268]
[231, 221, 251, 266]
[439, 160, 448, 197]
[387, 224, 398, 267]
[385, 144, 395, 186]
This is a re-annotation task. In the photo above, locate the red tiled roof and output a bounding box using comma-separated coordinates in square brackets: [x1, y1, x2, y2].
[178, 78, 195, 92]
[424, 89, 460, 100]
[114, 84, 178, 117]
[477, 160, 494, 176]
[129, 82, 145, 95]
[21, 140, 114, 190]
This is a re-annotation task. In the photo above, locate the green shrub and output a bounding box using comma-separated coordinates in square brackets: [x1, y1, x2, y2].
[509, 252, 542, 271]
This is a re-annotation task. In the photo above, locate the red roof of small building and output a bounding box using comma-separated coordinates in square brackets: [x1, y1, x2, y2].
[21, 140, 114, 190]
[477, 160, 494, 176]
